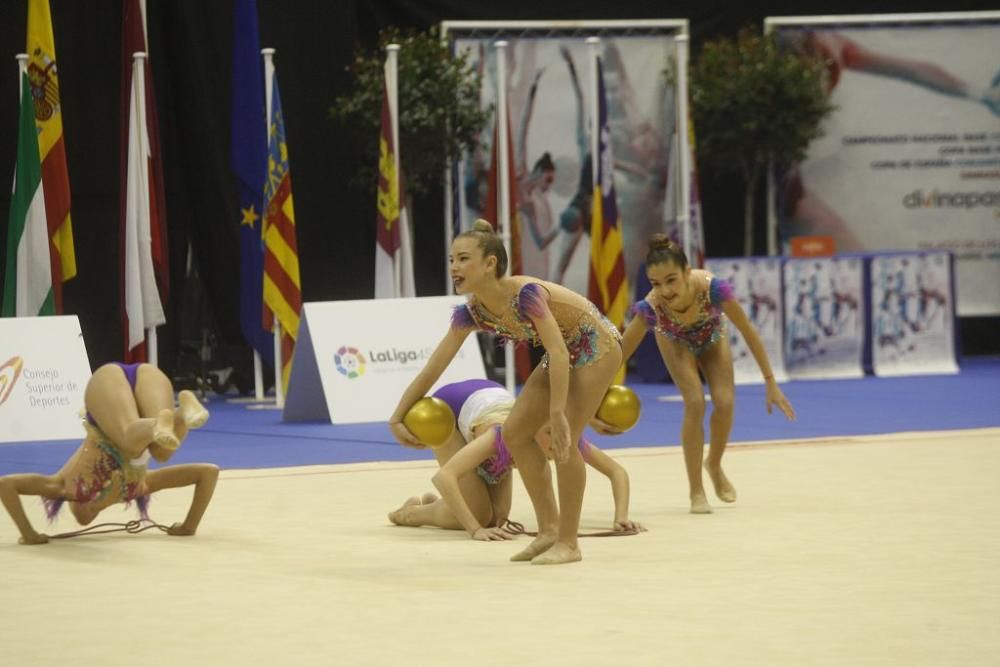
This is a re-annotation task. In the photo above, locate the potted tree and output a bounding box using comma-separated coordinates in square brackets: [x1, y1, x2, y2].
[331, 27, 489, 200]
[687, 27, 833, 255]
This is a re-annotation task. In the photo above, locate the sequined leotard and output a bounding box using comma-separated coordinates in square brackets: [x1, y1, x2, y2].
[452, 276, 622, 369]
[44, 429, 151, 522]
[631, 274, 735, 356]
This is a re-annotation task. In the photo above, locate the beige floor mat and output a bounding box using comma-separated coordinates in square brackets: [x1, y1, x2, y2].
[2, 428, 998, 666]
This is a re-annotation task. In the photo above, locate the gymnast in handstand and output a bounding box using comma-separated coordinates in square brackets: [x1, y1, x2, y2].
[0, 362, 218, 545]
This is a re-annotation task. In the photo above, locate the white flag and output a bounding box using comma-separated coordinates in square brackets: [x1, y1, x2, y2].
[123, 55, 165, 352]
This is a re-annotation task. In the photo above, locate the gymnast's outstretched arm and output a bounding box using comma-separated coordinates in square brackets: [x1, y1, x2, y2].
[0, 473, 63, 545]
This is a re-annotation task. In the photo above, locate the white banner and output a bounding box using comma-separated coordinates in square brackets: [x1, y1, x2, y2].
[771, 21, 1000, 315]
[284, 297, 487, 424]
[705, 258, 787, 384]
[783, 257, 865, 379]
[870, 252, 959, 376]
[0, 316, 92, 443]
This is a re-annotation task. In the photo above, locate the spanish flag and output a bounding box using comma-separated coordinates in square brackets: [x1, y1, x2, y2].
[588, 57, 629, 381]
[27, 0, 75, 312]
[261, 70, 302, 390]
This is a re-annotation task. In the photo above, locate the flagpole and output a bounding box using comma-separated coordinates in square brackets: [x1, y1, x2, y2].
[494, 40, 515, 396]
[674, 35, 692, 263]
[586, 37, 601, 199]
[441, 30, 455, 297]
[15, 54, 28, 94]
[130, 51, 159, 368]
[262, 47, 285, 408]
[384, 44, 403, 299]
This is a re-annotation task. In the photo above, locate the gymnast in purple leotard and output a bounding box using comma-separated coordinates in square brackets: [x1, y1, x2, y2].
[388, 379, 644, 540]
[617, 235, 796, 515]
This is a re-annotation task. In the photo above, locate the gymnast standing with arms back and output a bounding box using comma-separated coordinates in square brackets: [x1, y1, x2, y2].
[617, 235, 795, 514]
[389, 219, 622, 565]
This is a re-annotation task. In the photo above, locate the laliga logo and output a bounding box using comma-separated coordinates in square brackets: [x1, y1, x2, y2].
[334, 346, 366, 380]
[0, 356, 25, 407]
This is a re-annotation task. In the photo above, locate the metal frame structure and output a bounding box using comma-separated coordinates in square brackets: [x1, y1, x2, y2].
[439, 19, 689, 391]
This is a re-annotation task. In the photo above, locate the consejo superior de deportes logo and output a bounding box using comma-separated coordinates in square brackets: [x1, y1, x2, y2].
[334, 346, 366, 379]
[0, 356, 25, 407]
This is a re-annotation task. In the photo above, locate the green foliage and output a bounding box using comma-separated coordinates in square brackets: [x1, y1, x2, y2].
[331, 27, 490, 197]
[688, 26, 833, 181]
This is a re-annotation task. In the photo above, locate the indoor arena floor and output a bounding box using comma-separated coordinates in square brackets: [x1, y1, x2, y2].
[2, 427, 998, 666]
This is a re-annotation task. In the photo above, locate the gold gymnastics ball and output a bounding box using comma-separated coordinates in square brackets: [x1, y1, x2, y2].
[596, 385, 641, 433]
[403, 397, 456, 448]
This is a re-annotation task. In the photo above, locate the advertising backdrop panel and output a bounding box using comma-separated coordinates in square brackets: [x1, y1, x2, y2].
[771, 17, 1000, 315]
[705, 257, 787, 384]
[783, 256, 866, 379]
[870, 251, 959, 376]
[450, 26, 700, 298]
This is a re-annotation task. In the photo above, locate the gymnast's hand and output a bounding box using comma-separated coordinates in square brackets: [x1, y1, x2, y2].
[765, 382, 796, 421]
[167, 522, 196, 536]
[389, 422, 426, 449]
[471, 526, 516, 541]
[549, 412, 571, 464]
[589, 415, 623, 436]
[18, 532, 49, 545]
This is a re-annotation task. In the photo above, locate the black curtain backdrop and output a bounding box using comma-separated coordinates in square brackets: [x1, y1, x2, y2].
[0, 0, 996, 376]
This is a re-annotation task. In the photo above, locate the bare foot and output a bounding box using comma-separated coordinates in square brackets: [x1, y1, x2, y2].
[704, 461, 737, 503]
[153, 409, 180, 451]
[531, 542, 581, 565]
[510, 533, 557, 562]
[420, 492, 438, 505]
[178, 390, 209, 429]
[690, 492, 713, 514]
[388, 496, 422, 526]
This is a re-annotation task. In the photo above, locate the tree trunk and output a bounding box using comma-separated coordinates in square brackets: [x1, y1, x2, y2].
[743, 168, 760, 257]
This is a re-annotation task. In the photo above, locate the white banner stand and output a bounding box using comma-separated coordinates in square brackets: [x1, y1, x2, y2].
[0, 316, 92, 443]
[870, 251, 959, 376]
[284, 297, 487, 424]
[783, 256, 866, 379]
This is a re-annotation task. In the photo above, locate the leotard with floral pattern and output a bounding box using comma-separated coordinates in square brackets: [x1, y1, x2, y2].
[452, 276, 622, 369]
[631, 275, 735, 356]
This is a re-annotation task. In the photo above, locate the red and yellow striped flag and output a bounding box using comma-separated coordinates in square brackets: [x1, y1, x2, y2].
[262, 71, 301, 390]
[27, 0, 75, 312]
[588, 57, 629, 383]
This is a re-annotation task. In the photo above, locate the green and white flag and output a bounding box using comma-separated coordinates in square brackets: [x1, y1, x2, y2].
[2, 71, 53, 317]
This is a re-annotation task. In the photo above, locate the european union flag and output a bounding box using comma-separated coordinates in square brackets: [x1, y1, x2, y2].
[230, 0, 272, 366]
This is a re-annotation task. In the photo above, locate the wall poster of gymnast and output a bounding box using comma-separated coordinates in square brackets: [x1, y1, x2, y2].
[705, 257, 787, 385]
[782, 256, 865, 379]
[769, 15, 1000, 317]
[450, 27, 702, 298]
[869, 252, 958, 377]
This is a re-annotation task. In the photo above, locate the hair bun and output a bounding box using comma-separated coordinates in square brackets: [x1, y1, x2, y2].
[472, 219, 496, 234]
[648, 233, 673, 251]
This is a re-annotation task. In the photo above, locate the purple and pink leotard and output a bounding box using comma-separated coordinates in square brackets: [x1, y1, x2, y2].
[631, 276, 735, 356]
[451, 276, 622, 369]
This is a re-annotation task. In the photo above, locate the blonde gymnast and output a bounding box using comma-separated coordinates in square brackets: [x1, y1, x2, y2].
[389, 220, 622, 565]
[389, 379, 642, 539]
